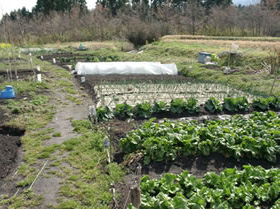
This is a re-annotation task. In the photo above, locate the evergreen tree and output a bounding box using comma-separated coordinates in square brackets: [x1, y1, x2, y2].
[97, 0, 129, 15]
[203, 0, 232, 10]
[34, 0, 87, 15]
[151, 0, 165, 10]
[7, 7, 33, 21]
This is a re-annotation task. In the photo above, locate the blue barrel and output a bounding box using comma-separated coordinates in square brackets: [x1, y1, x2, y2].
[0, 86, 16, 99]
[198, 52, 212, 64]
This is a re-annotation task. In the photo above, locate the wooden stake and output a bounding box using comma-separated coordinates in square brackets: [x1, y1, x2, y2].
[130, 186, 141, 209]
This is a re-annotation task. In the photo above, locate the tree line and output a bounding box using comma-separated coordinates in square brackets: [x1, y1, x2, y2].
[4, 0, 232, 20]
[1, 0, 280, 45]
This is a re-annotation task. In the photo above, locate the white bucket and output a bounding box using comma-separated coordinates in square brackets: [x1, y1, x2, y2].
[37, 74, 42, 82]
[81, 77, 85, 83]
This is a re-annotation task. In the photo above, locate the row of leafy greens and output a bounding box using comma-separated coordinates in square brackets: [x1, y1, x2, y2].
[129, 165, 280, 209]
[119, 111, 280, 164]
[96, 96, 280, 121]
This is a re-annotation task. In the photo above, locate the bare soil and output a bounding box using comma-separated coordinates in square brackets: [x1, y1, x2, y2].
[0, 68, 42, 82]
[0, 58, 25, 63]
[40, 53, 95, 70]
[0, 108, 24, 180]
[78, 74, 192, 83]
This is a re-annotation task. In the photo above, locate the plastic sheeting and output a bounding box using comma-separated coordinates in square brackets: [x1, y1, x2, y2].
[75, 62, 178, 75]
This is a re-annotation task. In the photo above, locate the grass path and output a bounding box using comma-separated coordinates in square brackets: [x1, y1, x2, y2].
[31, 79, 93, 208]
[0, 57, 124, 209]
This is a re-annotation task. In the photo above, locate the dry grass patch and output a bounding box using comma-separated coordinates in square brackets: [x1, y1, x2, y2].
[162, 38, 280, 49]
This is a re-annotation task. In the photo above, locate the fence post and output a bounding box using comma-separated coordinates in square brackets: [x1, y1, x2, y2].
[130, 186, 141, 209]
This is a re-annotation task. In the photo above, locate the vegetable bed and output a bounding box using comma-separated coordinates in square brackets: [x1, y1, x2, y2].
[120, 111, 280, 164]
[135, 165, 280, 209]
[97, 96, 280, 121]
[92, 80, 255, 109]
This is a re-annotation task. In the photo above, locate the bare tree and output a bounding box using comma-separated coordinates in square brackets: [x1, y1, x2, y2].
[184, 0, 205, 35]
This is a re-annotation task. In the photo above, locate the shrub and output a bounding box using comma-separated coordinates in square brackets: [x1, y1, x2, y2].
[126, 22, 161, 46]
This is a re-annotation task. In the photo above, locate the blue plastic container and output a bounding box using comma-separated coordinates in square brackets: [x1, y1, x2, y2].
[0, 86, 16, 99]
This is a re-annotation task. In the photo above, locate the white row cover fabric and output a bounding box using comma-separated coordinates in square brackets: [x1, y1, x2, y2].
[75, 62, 178, 75]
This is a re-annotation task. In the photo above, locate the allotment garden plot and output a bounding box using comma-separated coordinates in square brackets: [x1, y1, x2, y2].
[20, 45, 279, 209]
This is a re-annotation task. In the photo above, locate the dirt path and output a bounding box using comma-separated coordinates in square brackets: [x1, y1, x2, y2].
[30, 78, 93, 208]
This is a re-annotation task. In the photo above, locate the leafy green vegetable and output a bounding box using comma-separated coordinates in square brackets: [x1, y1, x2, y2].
[252, 97, 270, 111]
[153, 101, 169, 113]
[140, 166, 280, 209]
[223, 97, 250, 113]
[97, 96, 279, 121]
[142, 136, 177, 164]
[204, 97, 222, 113]
[185, 97, 200, 114]
[133, 102, 153, 119]
[114, 102, 133, 119]
[96, 106, 114, 122]
[119, 112, 280, 163]
[170, 99, 186, 113]
[267, 97, 280, 111]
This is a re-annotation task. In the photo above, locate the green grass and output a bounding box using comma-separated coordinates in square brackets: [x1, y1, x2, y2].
[74, 39, 279, 97]
[71, 120, 92, 133]
[57, 200, 81, 209]
[180, 64, 280, 96]
[65, 95, 82, 104]
[57, 120, 124, 208]
[52, 132, 61, 137]
[0, 81, 50, 95]
[0, 191, 44, 208]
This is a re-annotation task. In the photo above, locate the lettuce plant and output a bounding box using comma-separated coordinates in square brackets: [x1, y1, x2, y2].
[204, 97, 222, 113]
[133, 102, 153, 119]
[114, 102, 133, 119]
[223, 97, 250, 113]
[170, 99, 186, 113]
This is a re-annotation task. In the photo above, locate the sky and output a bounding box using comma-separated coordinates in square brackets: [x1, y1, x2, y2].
[0, 0, 260, 18]
[0, 0, 97, 17]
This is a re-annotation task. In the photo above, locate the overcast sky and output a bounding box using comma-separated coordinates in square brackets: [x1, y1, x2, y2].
[0, 0, 260, 18]
[0, 0, 97, 17]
